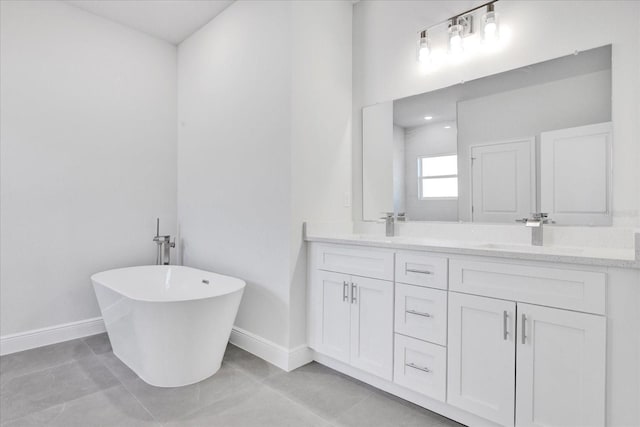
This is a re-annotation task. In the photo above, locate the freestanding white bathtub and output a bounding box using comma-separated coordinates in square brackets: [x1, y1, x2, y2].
[91, 265, 245, 387]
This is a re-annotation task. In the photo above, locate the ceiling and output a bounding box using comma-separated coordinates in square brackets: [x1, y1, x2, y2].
[64, 0, 234, 45]
[393, 45, 612, 129]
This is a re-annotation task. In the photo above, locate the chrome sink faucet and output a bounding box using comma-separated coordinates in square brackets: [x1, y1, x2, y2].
[382, 212, 395, 237]
[153, 218, 175, 265]
[516, 213, 553, 246]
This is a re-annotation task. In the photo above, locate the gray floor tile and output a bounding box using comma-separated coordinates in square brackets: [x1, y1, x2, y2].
[165, 384, 331, 427]
[0, 355, 119, 423]
[263, 362, 372, 421]
[2, 385, 159, 427]
[0, 340, 93, 387]
[223, 344, 283, 380]
[121, 363, 259, 422]
[95, 351, 139, 384]
[1, 343, 468, 427]
[334, 389, 452, 427]
[82, 333, 112, 355]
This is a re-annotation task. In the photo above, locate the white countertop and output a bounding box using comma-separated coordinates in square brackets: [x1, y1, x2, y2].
[304, 231, 640, 269]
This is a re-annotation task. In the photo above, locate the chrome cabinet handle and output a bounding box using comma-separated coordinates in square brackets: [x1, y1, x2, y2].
[405, 268, 433, 275]
[342, 281, 348, 302]
[405, 362, 431, 373]
[406, 309, 432, 318]
[521, 314, 527, 344]
[351, 282, 357, 304]
[503, 311, 509, 340]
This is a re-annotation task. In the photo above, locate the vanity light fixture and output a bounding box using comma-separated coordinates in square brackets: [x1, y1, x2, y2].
[416, 0, 502, 66]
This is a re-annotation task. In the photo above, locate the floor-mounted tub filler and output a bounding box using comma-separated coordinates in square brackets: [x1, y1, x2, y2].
[92, 265, 245, 387]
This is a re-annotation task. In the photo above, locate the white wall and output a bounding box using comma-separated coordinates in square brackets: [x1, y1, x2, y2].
[178, 0, 352, 349]
[353, 1, 640, 228]
[457, 70, 612, 221]
[403, 122, 457, 221]
[290, 0, 353, 347]
[178, 0, 293, 347]
[0, 1, 177, 337]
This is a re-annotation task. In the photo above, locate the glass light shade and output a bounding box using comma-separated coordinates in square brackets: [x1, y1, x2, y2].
[483, 10, 499, 42]
[448, 24, 464, 54]
[417, 32, 430, 63]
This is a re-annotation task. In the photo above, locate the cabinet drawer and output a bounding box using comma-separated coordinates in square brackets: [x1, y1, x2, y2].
[449, 259, 606, 315]
[395, 284, 447, 345]
[393, 334, 446, 402]
[395, 252, 447, 289]
[314, 244, 394, 280]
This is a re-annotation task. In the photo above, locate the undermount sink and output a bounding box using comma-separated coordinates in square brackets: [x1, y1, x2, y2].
[474, 243, 584, 255]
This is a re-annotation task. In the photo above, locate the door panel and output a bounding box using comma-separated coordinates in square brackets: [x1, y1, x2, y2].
[471, 138, 535, 223]
[314, 270, 351, 364]
[448, 292, 516, 427]
[516, 303, 606, 427]
[540, 122, 612, 225]
[350, 276, 394, 380]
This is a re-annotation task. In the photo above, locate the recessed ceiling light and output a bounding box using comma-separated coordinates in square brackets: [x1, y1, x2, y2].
[424, 116, 433, 120]
[444, 125, 451, 129]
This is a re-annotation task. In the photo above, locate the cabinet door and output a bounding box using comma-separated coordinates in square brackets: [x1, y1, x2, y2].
[313, 270, 351, 364]
[516, 304, 606, 427]
[350, 276, 394, 380]
[448, 292, 516, 427]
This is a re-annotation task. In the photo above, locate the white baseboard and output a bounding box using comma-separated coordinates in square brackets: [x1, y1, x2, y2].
[0, 319, 314, 374]
[229, 326, 313, 372]
[0, 317, 106, 356]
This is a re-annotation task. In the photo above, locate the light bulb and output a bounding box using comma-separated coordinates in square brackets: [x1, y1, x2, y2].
[448, 22, 464, 54]
[482, 5, 499, 43]
[417, 30, 430, 63]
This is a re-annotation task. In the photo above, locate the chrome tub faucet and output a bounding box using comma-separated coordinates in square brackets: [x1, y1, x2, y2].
[153, 218, 175, 265]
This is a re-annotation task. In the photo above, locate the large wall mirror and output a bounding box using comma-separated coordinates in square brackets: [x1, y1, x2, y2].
[363, 45, 613, 226]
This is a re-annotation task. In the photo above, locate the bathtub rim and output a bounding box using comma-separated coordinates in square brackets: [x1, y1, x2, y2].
[91, 264, 246, 303]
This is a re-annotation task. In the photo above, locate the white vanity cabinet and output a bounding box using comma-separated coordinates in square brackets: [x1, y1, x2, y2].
[515, 303, 606, 427]
[308, 241, 611, 427]
[393, 251, 449, 403]
[309, 245, 394, 380]
[447, 292, 517, 426]
[447, 260, 606, 427]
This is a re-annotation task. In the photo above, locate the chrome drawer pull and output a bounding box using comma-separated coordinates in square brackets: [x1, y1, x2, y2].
[342, 281, 349, 302]
[405, 362, 431, 373]
[405, 268, 433, 275]
[406, 309, 432, 318]
[503, 310, 509, 340]
[351, 282, 357, 304]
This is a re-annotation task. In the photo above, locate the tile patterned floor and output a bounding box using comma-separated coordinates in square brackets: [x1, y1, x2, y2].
[0, 334, 465, 427]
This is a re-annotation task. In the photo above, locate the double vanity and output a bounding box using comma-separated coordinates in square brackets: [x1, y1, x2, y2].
[305, 228, 640, 427]
[303, 41, 639, 427]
